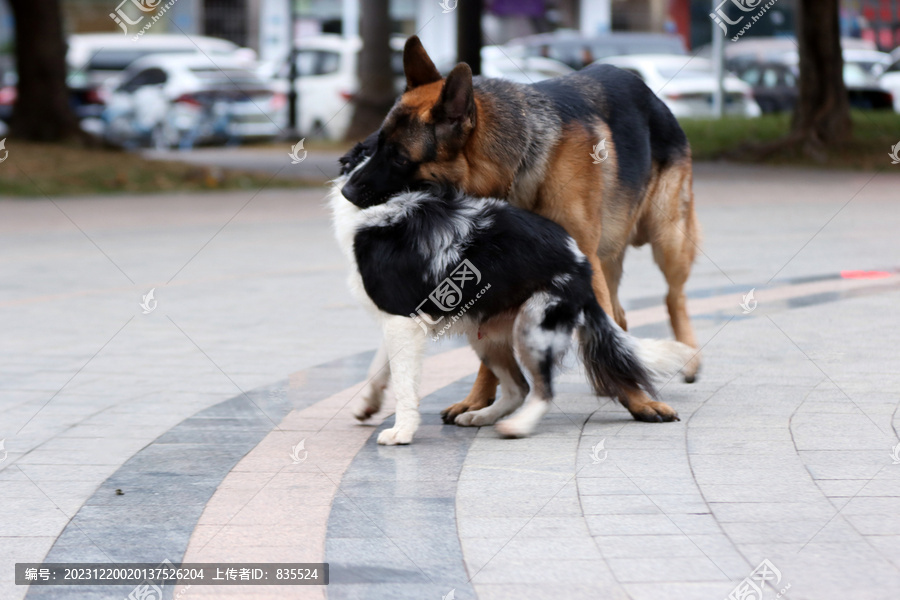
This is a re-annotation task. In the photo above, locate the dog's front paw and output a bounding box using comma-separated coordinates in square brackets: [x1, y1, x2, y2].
[494, 417, 534, 439]
[351, 385, 385, 422]
[455, 409, 500, 427]
[377, 427, 415, 445]
[351, 400, 379, 422]
[494, 419, 534, 438]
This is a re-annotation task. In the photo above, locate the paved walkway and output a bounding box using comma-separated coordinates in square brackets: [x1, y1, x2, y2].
[2, 163, 900, 599]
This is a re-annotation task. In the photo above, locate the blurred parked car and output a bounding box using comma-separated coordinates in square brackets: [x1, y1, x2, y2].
[596, 54, 761, 119]
[266, 35, 405, 139]
[504, 30, 686, 70]
[102, 54, 283, 149]
[732, 62, 798, 113]
[700, 36, 878, 70]
[842, 48, 893, 77]
[842, 62, 895, 110]
[68, 34, 247, 88]
[0, 69, 106, 132]
[775, 52, 894, 111]
[880, 59, 900, 112]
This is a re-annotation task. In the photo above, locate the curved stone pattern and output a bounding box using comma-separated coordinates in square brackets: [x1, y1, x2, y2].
[324, 377, 478, 599]
[172, 346, 481, 599]
[12, 275, 900, 600]
[23, 351, 375, 600]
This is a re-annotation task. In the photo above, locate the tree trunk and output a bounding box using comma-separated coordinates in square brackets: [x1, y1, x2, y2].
[344, 0, 394, 141]
[791, 0, 851, 156]
[7, 0, 82, 142]
[457, 0, 483, 76]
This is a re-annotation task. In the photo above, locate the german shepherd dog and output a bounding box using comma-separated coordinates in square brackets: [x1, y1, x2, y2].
[331, 136, 694, 444]
[341, 36, 701, 426]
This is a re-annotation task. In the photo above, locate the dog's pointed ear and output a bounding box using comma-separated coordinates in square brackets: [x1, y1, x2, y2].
[404, 36, 442, 89]
[438, 63, 475, 126]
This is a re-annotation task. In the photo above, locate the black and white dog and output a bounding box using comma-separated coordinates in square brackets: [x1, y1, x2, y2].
[331, 135, 693, 445]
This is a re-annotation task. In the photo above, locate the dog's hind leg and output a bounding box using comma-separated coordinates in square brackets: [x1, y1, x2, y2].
[649, 160, 702, 383]
[440, 363, 499, 424]
[602, 250, 628, 330]
[376, 316, 426, 445]
[586, 253, 680, 422]
[495, 292, 574, 439]
[455, 336, 529, 428]
[352, 343, 391, 421]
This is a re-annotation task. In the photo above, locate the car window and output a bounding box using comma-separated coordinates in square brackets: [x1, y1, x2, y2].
[762, 69, 779, 88]
[120, 67, 167, 91]
[783, 70, 796, 87]
[294, 50, 342, 76]
[887, 60, 900, 73]
[741, 68, 760, 85]
[89, 48, 190, 71]
[295, 51, 318, 76]
[318, 51, 340, 75]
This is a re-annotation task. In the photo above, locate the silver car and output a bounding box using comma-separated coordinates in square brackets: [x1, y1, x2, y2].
[102, 53, 285, 149]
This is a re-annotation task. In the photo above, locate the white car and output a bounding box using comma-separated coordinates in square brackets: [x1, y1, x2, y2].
[596, 54, 761, 119]
[266, 35, 406, 140]
[841, 48, 892, 77]
[102, 53, 284, 149]
[68, 33, 248, 88]
[880, 59, 900, 112]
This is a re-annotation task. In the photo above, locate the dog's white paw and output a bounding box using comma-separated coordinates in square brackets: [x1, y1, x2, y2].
[455, 409, 500, 427]
[494, 417, 534, 439]
[377, 427, 414, 445]
[351, 386, 384, 422]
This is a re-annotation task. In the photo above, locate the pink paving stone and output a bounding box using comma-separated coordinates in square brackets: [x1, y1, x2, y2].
[174, 345, 481, 599]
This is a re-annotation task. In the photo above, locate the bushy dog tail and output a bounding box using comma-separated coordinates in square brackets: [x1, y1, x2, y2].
[578, 303, 693, 398]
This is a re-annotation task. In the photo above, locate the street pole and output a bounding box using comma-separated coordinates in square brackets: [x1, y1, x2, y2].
[711, 0, 725, 119]
[287, 0, 299, 136]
